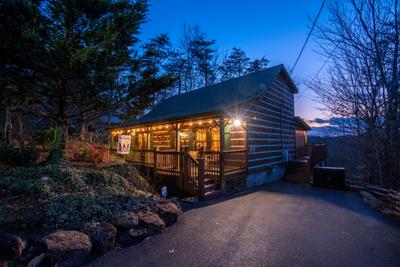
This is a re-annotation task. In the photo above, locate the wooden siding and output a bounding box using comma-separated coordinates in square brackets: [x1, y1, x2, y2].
[245, 72, 296, 174]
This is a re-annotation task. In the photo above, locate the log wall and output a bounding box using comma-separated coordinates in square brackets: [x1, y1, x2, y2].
[244, 73, 296, 174]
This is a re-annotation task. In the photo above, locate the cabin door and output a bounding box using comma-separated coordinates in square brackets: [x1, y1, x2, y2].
[138, 132, 150, 150]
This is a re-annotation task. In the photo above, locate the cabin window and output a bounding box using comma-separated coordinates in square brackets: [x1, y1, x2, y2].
[153, 128, 173, 150]
[211, 128, 220, 151]
[195, 129, 207, 150]
[137, 132, 149, 149]
[179, 130, 190, 148]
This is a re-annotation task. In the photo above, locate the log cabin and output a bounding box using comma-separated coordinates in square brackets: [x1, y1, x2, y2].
[110, 64, 327, 199]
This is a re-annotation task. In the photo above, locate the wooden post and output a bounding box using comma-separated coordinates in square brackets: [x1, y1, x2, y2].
[152, 149, 157, 192]
[175, 123, 180, 152]
[199, 156, 205, 200]
[219, 116, 225, 189]
[183, 147, 189, 192]
[179, 148, 184, 191]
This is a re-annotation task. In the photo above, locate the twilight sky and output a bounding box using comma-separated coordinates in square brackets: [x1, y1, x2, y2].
[139, 0, 330, 121]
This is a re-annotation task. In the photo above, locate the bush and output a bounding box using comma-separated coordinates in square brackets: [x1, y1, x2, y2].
[67, 141, 108, 165]
[0, 142, 38, 166]
[32, 128, 55, 152]
[0, 163, 156, 232]
[102, 163, 150, 192]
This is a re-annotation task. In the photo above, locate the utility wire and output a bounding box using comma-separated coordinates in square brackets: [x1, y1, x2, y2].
[290, 0, 326, 75]
[295, 48, 334, 102]
[295, 14, 358, 102]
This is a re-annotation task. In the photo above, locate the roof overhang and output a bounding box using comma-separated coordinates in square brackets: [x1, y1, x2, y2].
[295, 116, 311, 131]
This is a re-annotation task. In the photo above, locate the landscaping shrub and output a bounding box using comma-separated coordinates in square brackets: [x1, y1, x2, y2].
[67, 140, 109, 166]
[0, 163, 156, 232]
[32, 128, 55, 152]
[102, 163, 151, 192]
[0, 142, 38, 166]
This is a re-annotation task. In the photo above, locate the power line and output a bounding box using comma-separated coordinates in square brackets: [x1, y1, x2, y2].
[295, 49, 334, 102]
[290, 0, 326, 75]
[295, 14, 358, 102]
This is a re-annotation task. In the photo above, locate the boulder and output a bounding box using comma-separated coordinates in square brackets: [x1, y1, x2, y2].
[0, 234, 26, 261]
[156, 203, 181, 226]
[40, 230, 91, 267]
[88, 223, 117, 253]
[138, 213, 166, 234]
[27, 253, 45, 267]
[116, 228, 149, 247]
[113, 211, 139, 230]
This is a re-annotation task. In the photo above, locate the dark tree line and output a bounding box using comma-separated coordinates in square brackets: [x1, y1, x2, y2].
[0, 0, 269, 161]
[312, 0, 400, 188]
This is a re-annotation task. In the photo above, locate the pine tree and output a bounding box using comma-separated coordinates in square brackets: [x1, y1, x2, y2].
[1, 0, 152, 162]
[247, 57, 270, 73]
[189, 35, 217, 87]
[219, 47, 250, 80]
[140, 33, 175, 104]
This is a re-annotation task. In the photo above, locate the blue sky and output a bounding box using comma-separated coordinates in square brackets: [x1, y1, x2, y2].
[139, 0, 330, 120]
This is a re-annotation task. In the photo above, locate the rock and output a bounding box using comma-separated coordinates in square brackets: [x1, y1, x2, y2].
[156, 203, 181, 226]
[181, 196, 199, 204]
[27, 253, 45, 267]
[0, 234, 26, 261]
[113, 211, 139, 230]
[88, 223, 117, 253]
[17, 244, 38, 265]
[116, 228, 149, 247]
[40, 230, 91, 267]
[138, 213, 166, 234]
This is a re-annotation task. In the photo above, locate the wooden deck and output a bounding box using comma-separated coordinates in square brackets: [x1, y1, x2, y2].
[285, 144, 328, 183]
[126, 149, 247, 199]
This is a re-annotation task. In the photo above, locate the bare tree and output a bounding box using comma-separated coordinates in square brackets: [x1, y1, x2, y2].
[312, 0, 400, 188]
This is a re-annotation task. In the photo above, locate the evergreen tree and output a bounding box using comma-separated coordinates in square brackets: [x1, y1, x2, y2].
[247, 57, 270, 73]
[1, 0, 151, 162]
[0, 0, 48, 143]
[140, 33, 174, 104]
[166, 49, 186, 95]
[189, 35, 217, 87]
[219, 47, 250, 80]
[179, 24, 202, 92]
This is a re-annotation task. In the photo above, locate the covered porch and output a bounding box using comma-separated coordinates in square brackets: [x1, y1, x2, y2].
[110, 115, 248, 198]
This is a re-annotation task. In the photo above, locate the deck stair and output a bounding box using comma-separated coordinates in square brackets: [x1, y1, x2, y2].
[284, 144, 327, 184]
[285, 159, 311, 183]
[203, 177, 224, 199]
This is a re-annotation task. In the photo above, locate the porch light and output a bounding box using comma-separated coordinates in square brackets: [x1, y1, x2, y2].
[158, 126, 162, 129]
[189, 122, 193, 126]
[208, 120, 212, 124]
[198, 121, 202, 125]
[234, 119, 241, 126]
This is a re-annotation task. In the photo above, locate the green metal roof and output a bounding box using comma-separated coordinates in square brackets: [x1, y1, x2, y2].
[118, 64, 297, 127]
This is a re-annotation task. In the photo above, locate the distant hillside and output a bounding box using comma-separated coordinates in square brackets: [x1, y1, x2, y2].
[309, 135, 367, 185]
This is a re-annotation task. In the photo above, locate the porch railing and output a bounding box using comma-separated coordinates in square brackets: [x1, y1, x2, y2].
[309, 144, 327, 167]
[126, 148, 247, 198]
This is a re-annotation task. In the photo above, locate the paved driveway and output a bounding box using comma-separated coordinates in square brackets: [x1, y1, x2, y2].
[90, 182, 400, 267]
